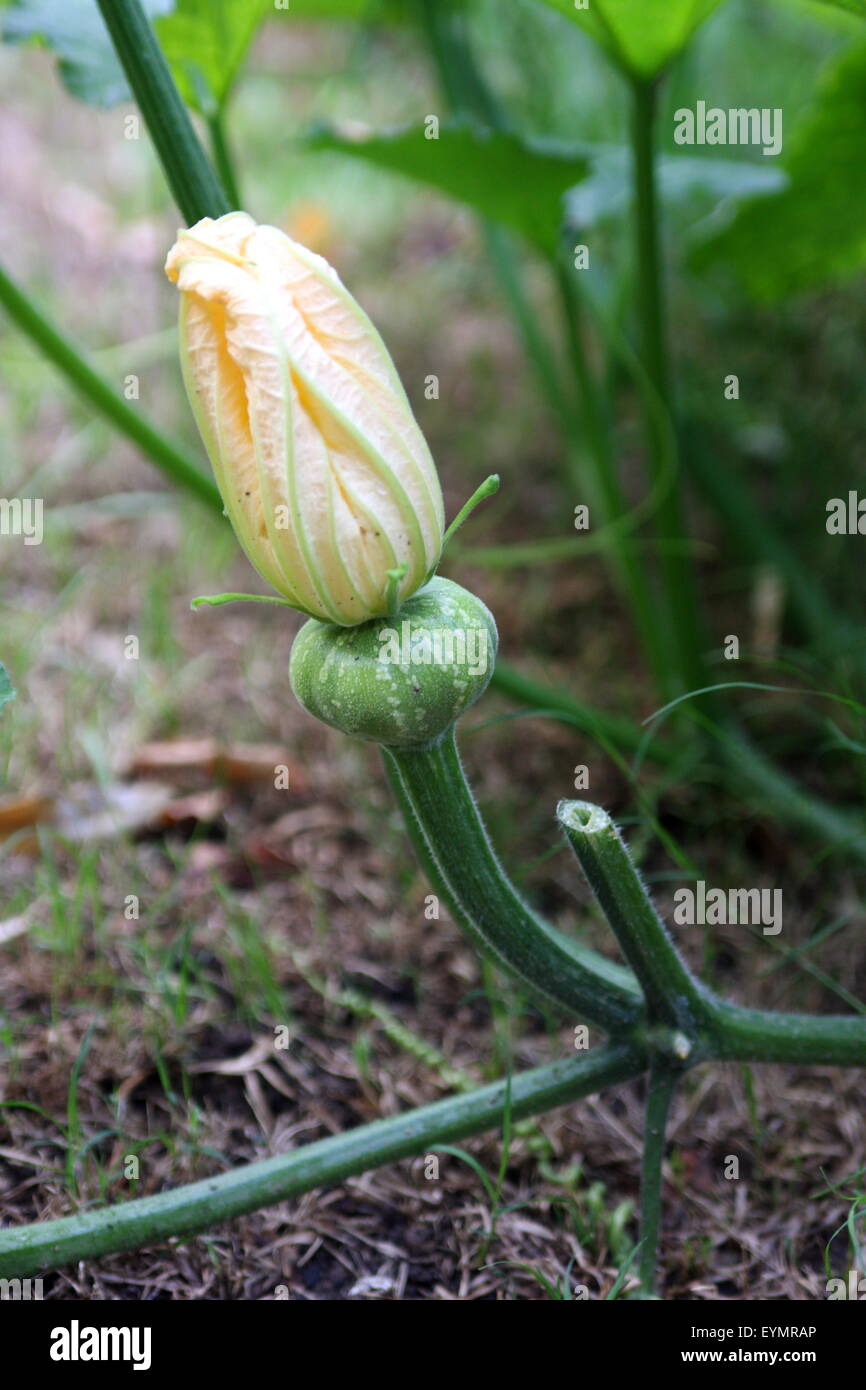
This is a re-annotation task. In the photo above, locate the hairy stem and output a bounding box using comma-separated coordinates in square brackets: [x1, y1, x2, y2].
[638, 1060, 678, 1296]
[96, 0, 230, 226]
[0, 1041, 645, 1279]
[558, 800, 712, 1035]
[557, 801, 866, 1065]
[630, 75, 706, 698]
[383, 730, 644, 1034]
[707, 1000, 866, 1067]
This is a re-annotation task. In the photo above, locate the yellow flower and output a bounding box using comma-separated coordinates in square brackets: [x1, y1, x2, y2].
[165, 212, 444, 624]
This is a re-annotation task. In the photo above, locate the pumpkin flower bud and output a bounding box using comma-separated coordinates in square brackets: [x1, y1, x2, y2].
[165, 212, 444, 624]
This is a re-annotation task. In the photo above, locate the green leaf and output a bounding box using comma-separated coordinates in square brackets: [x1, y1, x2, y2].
[273, 0, 405, 16]
[0, 663, 15, 715]
[1, 0, 271, 112]
[306, 121, 590, 250]
[692, 42, 866, 299]
[534, 0, 724, 76]
[1, 0, 172, 107]
[566, 148, 785, 228]
[805, 0, 866, 16]
[155, 0, 272, 113]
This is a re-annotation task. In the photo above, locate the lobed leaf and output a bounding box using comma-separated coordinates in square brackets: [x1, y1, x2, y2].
[566, 147, 786, 229]
[306, 120, 590, 251]
[1, 0, 172, 107]
[154, 0, 272, 113]
[1, 0, 273, 112]
[533, 0, 724, 77]
[806, 0, 866, 16]
[692, 42, 866, 298]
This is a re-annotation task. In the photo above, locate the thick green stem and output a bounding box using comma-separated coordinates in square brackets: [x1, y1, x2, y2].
[558, 800, 712, 1036]
[630, 75, 706, 698]
[0, 263, 222, 514]
[208, 110, 242, 211]
[557, 800, 866, 1064]
[383, 730, 644, 1034]
[638, 1060, 678, 1296]
[414, 0, 502, 130]
[0, 1040, 645, 1278]
[96, 0, 230, 227]
[707, 1000, 866, 1067]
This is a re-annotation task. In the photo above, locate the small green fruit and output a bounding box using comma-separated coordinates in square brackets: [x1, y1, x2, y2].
[289, 576, 497, 748]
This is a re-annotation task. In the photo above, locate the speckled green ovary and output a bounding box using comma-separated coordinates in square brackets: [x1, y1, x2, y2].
[289, 577, 497, 748]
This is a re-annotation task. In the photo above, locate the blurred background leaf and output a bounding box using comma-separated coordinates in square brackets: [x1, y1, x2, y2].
[692, 41, 866, 298]
[306, 120, 589, 251]
[0, 0, 275, 113]
[803, 0, 866, 16]
[154, 0, 272, 114]
[566, 147, 786, 230]
[1, 0, 172, 106]
[534, 0, 725, 76]
[275, 0, 407, 16]
[0, 663, 15, 715]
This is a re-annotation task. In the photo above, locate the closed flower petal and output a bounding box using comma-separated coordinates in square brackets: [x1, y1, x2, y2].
[165, 212, 444, 624]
